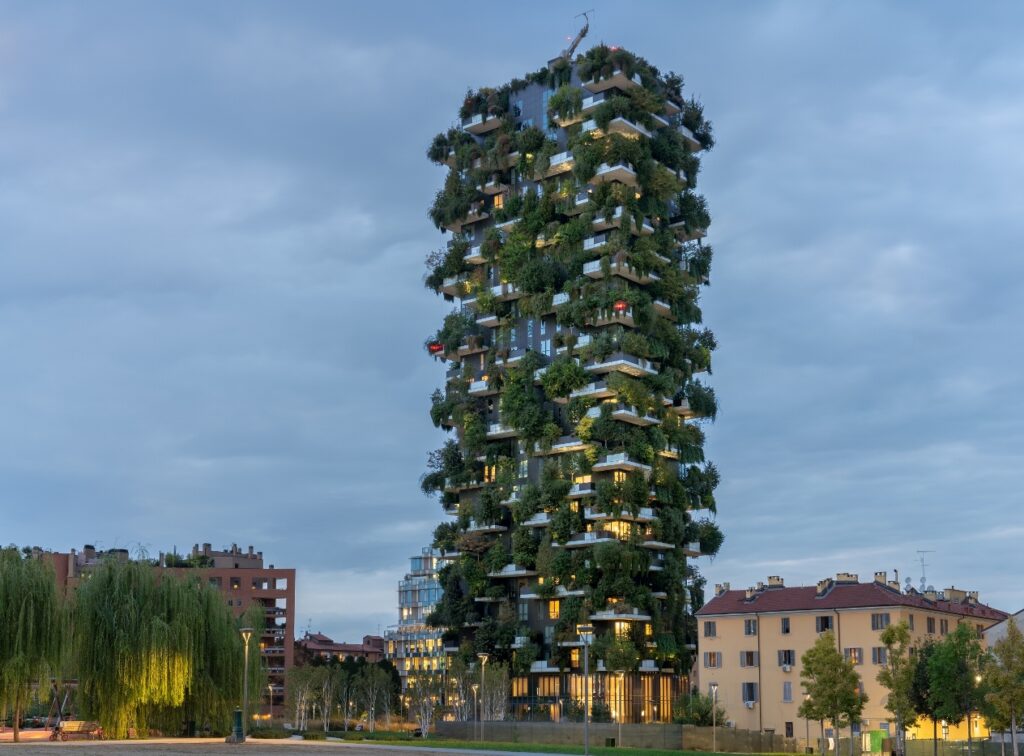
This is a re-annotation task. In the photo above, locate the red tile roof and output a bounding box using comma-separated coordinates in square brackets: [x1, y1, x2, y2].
[698, 581, 1007, 622]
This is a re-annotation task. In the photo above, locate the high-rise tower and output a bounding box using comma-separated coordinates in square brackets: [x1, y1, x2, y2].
[421, 43, 722, 722]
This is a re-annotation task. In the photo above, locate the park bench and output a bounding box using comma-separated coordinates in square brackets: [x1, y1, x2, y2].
[50, 720, 103, 741]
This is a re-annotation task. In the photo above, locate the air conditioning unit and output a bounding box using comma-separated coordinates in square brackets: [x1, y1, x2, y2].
[783, 664, 792, 673]
[744, 701, 755, 709]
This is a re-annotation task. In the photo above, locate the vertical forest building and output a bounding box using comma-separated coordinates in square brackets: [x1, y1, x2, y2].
[422, 42, 723, 722]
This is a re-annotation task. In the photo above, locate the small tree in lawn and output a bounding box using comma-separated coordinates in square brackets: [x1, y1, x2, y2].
[910, 642, 941, 756]
[407, 671, 444, 737]
[878, 622, 918, 756]
[800, 631, 864, 756]
[986, 621, 1024, 756]
[335, 669, 356, 731]
[673, 691, 727, 726]
[357, 664, 393, 731]
[929, 624, 983, 756]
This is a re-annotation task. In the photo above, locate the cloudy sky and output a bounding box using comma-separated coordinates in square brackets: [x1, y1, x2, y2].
[2, 1, 1022, 641]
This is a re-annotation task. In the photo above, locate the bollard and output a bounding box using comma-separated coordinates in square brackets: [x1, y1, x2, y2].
[228, 707, 244, 743]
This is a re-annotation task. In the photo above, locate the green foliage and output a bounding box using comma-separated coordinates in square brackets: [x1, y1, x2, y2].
[0, 549, 62, 742]
[877, 622, 917, 754]
[500, 352, 551, 444]
[799, 631, 866, 753]
[672, 691, 727, 725]
[540, 356, 590, 399]
[547, 85, 583, 122]
[429, 170, 478, 231]
[985, 620, 1024, 741]
[927, 622, 983, 725]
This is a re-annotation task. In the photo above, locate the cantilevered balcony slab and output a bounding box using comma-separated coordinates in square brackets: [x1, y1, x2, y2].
[582, 69, 642, 93]
[494, 216, 521, 233]
[585, 506, 655, 523]
[520, 584, 585, 600]
[534, 435, 590, 456]
[556, 531, 617, 549]
[564, 190, 592, 216]
[570, 381, 616, 401]
[475, 312, 499, 328]
[591, 161, 637, 187]
[587, 403, 659, 426]
[641, 537, 675, 551]
[480, 179, 508, 195]
[466, 520, 507, 534]
[653, 300, 674, 318]
[555, 333, 590, 355]
[487, 564, 537, 578]
[585, 352, 658, 377]
[462, 113, 502, 135]
[521, 512, 551, 528]
[486, 422, 517, 439]
[530, 660, 563, 674]
[444, 477, 484, 493]
[589, 307, 636, 328]
[567, 481, 595, 500]
[537, 150, 575, 179]
[445, 205, 489, 234]
[583, 233, 608, 253]
[589, 607, 651, 622]
[440, 274, 471, 298]
[592, 452, 652, 476]
[678, 124, 703, 151]
[582, 117, 652, 141]
[490, 282, 522, 302]
[468, 376, 497, 395]
[681, 542, 703, 558]
[671, 397, 696, 419]
[463, 244, 485, 264]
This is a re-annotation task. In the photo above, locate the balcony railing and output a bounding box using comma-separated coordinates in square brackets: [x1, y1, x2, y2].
[570, 381, 615, 401]
[586, 403, 659, 426]
[592, 452, 653, 476]
[582, 116, 652, 140]
[538, 150, 575, 178]
[463, 244, 485, 264]
[582, 69, 642, 93]
[583, 233, 608, 252]
[591, 161, 637, 186]
[487, 563, 538, 578]
[564, 189, 592, 216]
[585, 506, 655, 522]
[534, 435, 589, 455]
[590, 307, 635, 328]
[461, 113, 502, 135]
[468, 379, 497, 396]
[486, 422, 517, 439]
[585, 352, 658, 377]
[567, 481, 595, 499]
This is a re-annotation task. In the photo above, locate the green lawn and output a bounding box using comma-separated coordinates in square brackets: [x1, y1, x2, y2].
[351, 738, 747, 756]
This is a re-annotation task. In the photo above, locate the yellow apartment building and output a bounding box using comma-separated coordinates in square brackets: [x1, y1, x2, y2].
[696, 572, 1007, 743]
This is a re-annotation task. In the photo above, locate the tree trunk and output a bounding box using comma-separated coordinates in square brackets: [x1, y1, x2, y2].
[849, 725, 855, 756]
[934, 718, 938, 756]
[13, 697, 21, 744]
[821, 720, 826, 756]
[1010, 709, 1018, 756]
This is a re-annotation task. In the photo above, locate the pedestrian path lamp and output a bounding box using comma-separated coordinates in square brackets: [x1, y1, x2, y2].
[477, 653, 489, 742]
[240, 628, 254, 740]
[710, 683, 719, 753]
[578, 624, 594, 756]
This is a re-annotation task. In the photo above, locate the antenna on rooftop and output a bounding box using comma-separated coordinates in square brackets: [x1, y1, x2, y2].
[560, 10, 593, 62]
[916, 550, 935, 592]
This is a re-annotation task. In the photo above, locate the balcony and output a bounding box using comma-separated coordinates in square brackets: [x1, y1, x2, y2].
[520, 584, 585, 600]
[567, 481, 595, 499]
[486, 422, 517, 439]
[585, 352, 658, 377]
[490, 282, 522, 301]
[641, 535, 675, 551]
[588, 606, 651, 622]
[592, 452, 653, 476]
[463, 244, 485, 264]
[494, 216, 520, 232]
[473, 151, 520, 171]
[443, 477, 484, 493]
[456, 335, 489, 357]
[584, 259, 660, 285]
[657, 446, 682, 460]
[462, 113, 502, 135]
[475, 311, 499, 328]
[440, 274, 470, 298]
[649, 553, 666, 571]
[589, 306, 635, 328]
[580, 91, 609, 115]
[555, 333, 590, 355]
[521, 512, 551, 528]
[499, 489, 522, 506]
[586, 403, 659, 426]
[591, 161, 637, 187]
[582, 69, 642, 93]
[678, 124, 703, 151]
[538, 150, 575, 179]
[650, 113, 671, 129]
[445, 204, 489, 234]
[564, 190, 592, 216]
[639, 659, 659, 673]
[653, 300, 673, 318]
[663, 99, 682, 117]
[480, 178, 508, 195]
[682, 541, 703, 557]
[556, 530, 617, 549]
[534, 435, 590, 455]
[582, 117, 652, 140]
[570, 381, 615, 401]
[487, 563, 537, 578]
[585, 506, 656, 523]
[466, 520, 507, 534]
[468, 379, 497, 397]
[583, 233, 608, 252]
[671, 397, 696, 419]
[511, 636, 532, 649]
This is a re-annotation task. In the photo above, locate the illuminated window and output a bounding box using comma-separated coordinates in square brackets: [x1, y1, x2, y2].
[703, 651, 722, 668]
[571, 648, 580, 666]
[614, 621, 630, 639]
[844, 648, 863, 665]
[548, 600, 561, 619]
[613, 471, 627, 484]
[493, 193, 505, 210]
[644, 623, 653, 637]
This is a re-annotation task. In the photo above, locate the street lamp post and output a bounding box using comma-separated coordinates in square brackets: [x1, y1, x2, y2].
[268, 683, 274, 727]
[578, 624, 594, 756]
[471, 684, 479, 742]
[240, 627, 254, 742]
[477, 653, 489, 743]
[710, 683, 719, 754]
[617, 670, 625, 748]
[804, 694, 811, 753]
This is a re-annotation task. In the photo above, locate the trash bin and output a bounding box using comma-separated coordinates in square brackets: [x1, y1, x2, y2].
[605, 738, 616, 748]
[806, 748, 814, 754]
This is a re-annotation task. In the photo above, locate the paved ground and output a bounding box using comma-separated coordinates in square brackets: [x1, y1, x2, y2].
[0, 737, 554, 756]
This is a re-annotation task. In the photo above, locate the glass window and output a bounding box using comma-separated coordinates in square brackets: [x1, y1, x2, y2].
[703, 621, 716, 638]
[816, 616, 833, 632]
[871, 613, 891, 630]
[871, 647, 888, 665]
[744, 619, 758, 636]
[742, 682, 759, 703]
[783, 681, 793, 703]
[547, 600, 560, 620]
[781, 617, 790, 634]
[844, 648, 863, 665]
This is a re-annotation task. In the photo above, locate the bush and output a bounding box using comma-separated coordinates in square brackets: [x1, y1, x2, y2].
[248, 727, 291, 739]
[301, 730, 327, 740]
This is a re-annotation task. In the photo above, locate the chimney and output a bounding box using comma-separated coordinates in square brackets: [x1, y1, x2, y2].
[836, 572, 859, 584]
[966, 591, 979, 604]
[888, 580, 901, 592]
[945, 587, 967, 603]
[745, 587, 757, 601]
[714, 583, 725, 596]
[816, 578, 834, 596]
[248, 545, 254, 556]
[767, 575, 784, 588]
[203, 543, 211, 555]
[84, 545, 96, 561]
[923, 589, 938, 602]
[756, 581, 766, 592]
[874, 571, 887, 585]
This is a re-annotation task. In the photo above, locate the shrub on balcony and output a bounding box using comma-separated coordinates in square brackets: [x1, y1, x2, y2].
[429, 171, 478, 231]
[540, 356, 589, 399]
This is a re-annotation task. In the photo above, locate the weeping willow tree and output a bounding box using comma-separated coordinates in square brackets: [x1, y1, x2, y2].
[0, 548, 64, 743]
[72, 558, 251, 738]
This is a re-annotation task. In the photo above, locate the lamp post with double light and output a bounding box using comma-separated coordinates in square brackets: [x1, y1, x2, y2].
[471, 684, 479, 742]
[804, 694, 811, 753]
[710, 683, 719, 754]
[616, 670, 626, 748]
[578, 624, 594, 756]
[268, 683, 274, 726]
[240, 627, 254, 741]
[477, 653, 489, 742]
